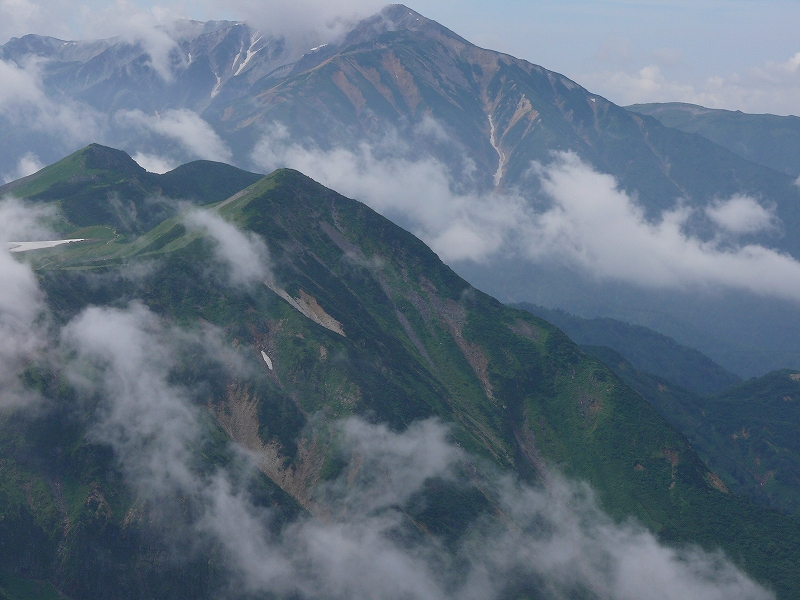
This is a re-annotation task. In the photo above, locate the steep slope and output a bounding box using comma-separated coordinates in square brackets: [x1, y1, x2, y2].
[3, 161, 799, 597]
[516, 303, 740, 395]
[586, 345, 800, 520]
[628, 102, 800, 178]
[0, 144, 263, 233]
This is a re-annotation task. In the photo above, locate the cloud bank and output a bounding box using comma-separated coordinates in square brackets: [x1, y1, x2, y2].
[117, 109, 232, 163]
[184, 208, 273, 286]
[252, 130, 800, 302]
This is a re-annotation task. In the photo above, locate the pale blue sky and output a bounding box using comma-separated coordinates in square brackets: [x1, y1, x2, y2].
[2, 0, 799, 114]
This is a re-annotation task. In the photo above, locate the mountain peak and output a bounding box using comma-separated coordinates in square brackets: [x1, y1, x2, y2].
[78, 143, 147, 176]
[335, 3, 468, 51]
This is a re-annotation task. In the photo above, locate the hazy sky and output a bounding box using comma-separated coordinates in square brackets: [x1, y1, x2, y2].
[1, 0, 799, 114]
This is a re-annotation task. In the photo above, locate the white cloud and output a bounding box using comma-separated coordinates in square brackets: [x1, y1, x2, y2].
[252, 129, 800, 301]
[210, 0, 386, 44]
[0, 0, 186, 80]
[705, 195, 777, 235]
[63, 303, 202, 497]
[529, 153, 800, 299]
[584, 51, 800, 116]
[2, 151, 43, 183]
[56, 300, 776, 600]
[117, 108, 232, 163]
[132, 151, 176, 174]
[50, 286, 772, 599]
[251, 125, 526, 263]
[0, 198, 55, 408]
[184, 208, 273, 286]
[0, 57, 103, 145]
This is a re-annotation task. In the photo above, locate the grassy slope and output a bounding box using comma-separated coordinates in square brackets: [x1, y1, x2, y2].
[5, 168, 800, 598]
[0, 144, 263, 235]
[516, 303, 740, 395]
[584, 344, 800, 520]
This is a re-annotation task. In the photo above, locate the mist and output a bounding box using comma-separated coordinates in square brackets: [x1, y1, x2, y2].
[56, 297, 776, 600]
[0, 198, 55, 407]
[0, 199, 773, 598]
[252, 129, 800, 302]
[183, 208, 274, 286]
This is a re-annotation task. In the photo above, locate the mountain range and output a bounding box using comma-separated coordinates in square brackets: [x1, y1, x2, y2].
[3, 5, 800, 377]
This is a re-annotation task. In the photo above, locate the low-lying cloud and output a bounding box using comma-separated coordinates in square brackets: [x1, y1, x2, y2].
[705, 195, 778, 235]
[0, 198, 55, 407]
[252, 130, 800, 301]
[251, 125, 525, 263]
[55, 296, 775, 599]
[531, 154, 800, 298]
[0, 198, 771, 597]
[0, 57, 103, 147]
[184, 208, 273, 286]
[117, 109, 232, 163]
[132, 151, 177, 174]
[2, 151, 43, 183]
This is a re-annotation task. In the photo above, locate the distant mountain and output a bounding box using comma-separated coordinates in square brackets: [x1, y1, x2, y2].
[3, 6, 800, 237]
[4, 4, 800, 380]
[3, 151, 800, 598]
[628, 102, 800, 178]
[516, 303, 740, 395]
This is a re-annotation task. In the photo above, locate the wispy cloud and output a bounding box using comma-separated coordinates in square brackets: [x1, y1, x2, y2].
[116, 109, 232, 163]
[0, 198, 55, 408]
[54, 297, 776, 600]
[2, 151, 43, 183]
[252, 127, 800, 302]
[0, 196, 768, 597]
[184, 208, 273, 286]
[207, 0, 386, 43]
[0, 57, 103, 147]
[251, 124, 524, 263]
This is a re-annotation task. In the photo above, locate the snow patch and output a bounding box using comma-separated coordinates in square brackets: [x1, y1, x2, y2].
[488, 114, 506, 187]
[7, 239, 85, 252]
[235, 34, 263, 76]
[211, 74, 222, 98]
